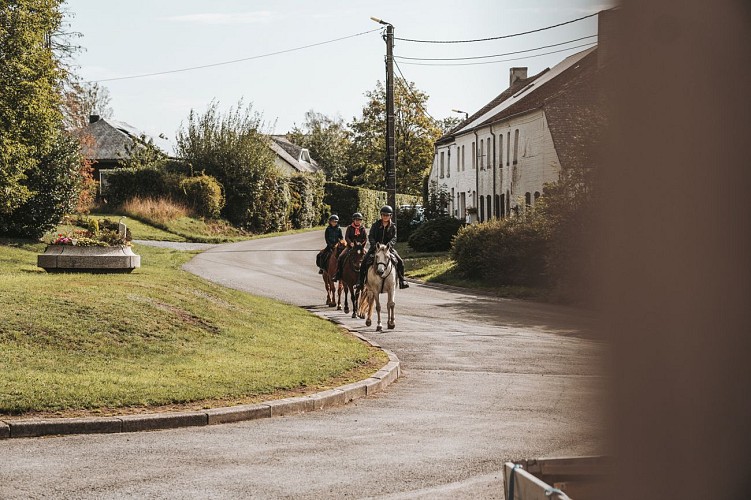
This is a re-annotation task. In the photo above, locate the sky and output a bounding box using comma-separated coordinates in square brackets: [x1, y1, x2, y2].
[64, 0, 613, 152]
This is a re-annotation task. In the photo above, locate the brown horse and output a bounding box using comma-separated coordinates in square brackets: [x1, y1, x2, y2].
[322, 241, 344, 307]
[339, 241, 367, 318]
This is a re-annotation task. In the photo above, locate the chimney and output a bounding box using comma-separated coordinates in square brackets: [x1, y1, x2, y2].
[509, 67, 528, 86]
[597, 8, 619, 69]
[89, 114, 100, 124]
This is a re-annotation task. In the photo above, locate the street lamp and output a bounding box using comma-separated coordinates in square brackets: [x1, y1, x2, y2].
[452, 109, 469, 120]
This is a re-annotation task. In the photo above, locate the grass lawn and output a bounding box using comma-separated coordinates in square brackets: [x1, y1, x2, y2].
[397, 242, 547, 300]
[0, 239, 385, 417]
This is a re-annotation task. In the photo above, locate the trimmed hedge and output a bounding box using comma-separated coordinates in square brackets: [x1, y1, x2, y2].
[407, 216, 463, 252]
[102, 167, 183, 206]
[451, 217, 549, 286]
[289, 172, 326, 229]
[324, 181, 418, 231]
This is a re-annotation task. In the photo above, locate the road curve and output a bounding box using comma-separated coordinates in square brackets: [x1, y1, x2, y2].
[0, 231, 606, 499]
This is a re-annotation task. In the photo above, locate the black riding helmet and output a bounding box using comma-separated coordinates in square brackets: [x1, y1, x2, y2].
[328, 214, 339, 222]
[380, 205, 393, 215]
[352, 212, 363, 220]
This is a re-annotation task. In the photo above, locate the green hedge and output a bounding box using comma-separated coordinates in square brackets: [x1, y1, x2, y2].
[451, 217, 549, 286]
[179, 174, 225, 219]
[408, 216, 463, 252]
[102, 167, 183, 206]
[289, 172, 326, 229]
[324, 182, 418, 231]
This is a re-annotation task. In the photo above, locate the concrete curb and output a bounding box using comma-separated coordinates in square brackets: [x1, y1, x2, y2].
[0, 328, 400, 440]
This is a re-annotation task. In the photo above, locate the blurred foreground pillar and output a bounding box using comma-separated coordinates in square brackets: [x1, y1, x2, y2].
[602, 1, 751, 499]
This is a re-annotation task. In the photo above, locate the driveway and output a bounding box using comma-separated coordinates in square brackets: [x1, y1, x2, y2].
[0, 231, 606, 499]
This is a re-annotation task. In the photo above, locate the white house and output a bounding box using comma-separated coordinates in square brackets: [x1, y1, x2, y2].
[429, 43, 604, 223]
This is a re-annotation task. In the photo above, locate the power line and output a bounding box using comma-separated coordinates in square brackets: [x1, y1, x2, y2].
[87, 28, 381, 83]
[394, 35, 596, 61]
[392, 59, 437, 123]
[395, 12, 598, 43]
[397, 42, 597, 66]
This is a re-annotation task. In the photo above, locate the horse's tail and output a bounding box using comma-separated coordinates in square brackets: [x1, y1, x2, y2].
[358, 286, 373, 317]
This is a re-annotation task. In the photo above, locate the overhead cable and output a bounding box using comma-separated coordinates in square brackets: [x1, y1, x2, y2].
[392, 59, 437, 123]
[394, 35, 596, 61]
[395, 12, 598, 43]
[87, 28, 381, 83]
[397, 42, 597, 66]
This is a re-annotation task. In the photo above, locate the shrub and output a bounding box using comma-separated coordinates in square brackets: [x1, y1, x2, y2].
[408, 216, 463, 252]
[288, 172, 325, 229]
[395, 205, 424, 242]
[179, 174, 225, 219]
[451, 216, 549, 286]
[103, 167, 183, 206]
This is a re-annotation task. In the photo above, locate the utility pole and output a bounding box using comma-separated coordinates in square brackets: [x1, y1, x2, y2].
[372, 17, 396, 218]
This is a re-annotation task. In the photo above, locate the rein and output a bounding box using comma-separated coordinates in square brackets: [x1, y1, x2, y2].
[375, 256, 394, 294]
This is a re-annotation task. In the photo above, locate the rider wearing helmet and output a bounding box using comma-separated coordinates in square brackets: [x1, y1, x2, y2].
[317, 214, 344, 273]
[358, 205, 409, 289]
[333, 212, 368, 282]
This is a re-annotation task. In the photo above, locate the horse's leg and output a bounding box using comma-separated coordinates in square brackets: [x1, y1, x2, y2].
[387, 285, 395, 329]
[343, 283, 350, 314]
[336, 281, 343, 310]
[375, 292, 383, 332]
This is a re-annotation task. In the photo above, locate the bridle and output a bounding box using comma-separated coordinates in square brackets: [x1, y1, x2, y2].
[347, 242, 365, 272]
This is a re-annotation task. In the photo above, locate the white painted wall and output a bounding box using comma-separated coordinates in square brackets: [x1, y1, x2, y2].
[429, 109, 561, 222]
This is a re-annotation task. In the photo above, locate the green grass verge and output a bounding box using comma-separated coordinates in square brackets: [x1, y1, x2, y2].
[397, 242, 547, 300]
[0, 240, 384, 416]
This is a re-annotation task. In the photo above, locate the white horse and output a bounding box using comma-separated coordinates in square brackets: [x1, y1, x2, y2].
[358, 243, 396, 331]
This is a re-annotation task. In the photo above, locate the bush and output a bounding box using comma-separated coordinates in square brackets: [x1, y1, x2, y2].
[451, 216, 549, 286]
[121, 197, 190, 224]
[103, 167, 183, 207]
[408, 216, 463, 252]
[288, 172, 325, 229]
[395, 205, 424, 242]
[179, 174, 224, 219]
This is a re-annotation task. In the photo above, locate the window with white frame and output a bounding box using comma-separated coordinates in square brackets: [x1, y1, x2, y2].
[514, 129, 520, 164]
[440, 151, 445, 178]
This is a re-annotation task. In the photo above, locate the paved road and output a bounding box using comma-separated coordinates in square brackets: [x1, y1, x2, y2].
[0, 231, 606, 499]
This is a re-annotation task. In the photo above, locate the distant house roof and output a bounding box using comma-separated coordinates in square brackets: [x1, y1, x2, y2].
[436, 46, 603, 170]
[269, 135, 321, 174]
[80, 116, 171, 163]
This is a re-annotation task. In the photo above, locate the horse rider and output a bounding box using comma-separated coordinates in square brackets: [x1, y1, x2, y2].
[333, 212, 368, 282]
[359, 205, 409, 289]
[317, 214, 344, 274]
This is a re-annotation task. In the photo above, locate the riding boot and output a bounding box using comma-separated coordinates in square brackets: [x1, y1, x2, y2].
[396, 259, 409, 289]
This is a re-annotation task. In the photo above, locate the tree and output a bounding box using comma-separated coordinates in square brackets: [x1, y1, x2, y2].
[438, 116, 462, 135]
[175, 100, 285, 232]
[62, 80, 114, 130]
[288, 111, 351, 184]
[348, 80, 442, 196]
[0, 0, 89, 237]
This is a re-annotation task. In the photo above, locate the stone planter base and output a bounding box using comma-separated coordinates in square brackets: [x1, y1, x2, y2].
[37, 245, 141, 273]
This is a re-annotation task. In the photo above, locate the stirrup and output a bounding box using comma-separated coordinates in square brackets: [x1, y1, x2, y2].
[399, 281, 410, 289]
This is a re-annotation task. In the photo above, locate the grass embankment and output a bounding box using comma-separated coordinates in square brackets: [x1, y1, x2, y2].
[397, 242, 546, 300]
[0, 240, 385, 417]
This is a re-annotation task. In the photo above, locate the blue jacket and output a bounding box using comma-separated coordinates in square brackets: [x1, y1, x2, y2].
[325, 225, 343, 247]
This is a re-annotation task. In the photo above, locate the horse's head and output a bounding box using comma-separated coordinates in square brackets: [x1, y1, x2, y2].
[350, 241, 366, 269]
[373, 243, 392, 277]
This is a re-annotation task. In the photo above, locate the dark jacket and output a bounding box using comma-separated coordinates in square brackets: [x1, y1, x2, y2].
[325, 225, 343, 247]
[368, 220, 397, 249]
[345, 224, 368, 246]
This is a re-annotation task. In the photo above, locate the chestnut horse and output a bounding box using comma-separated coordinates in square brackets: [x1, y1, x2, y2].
[322, 241, 344, 307]
[339, 241, 367, 318]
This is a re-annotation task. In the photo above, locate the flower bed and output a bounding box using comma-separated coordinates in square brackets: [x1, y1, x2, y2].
[37, 217, 140, 273]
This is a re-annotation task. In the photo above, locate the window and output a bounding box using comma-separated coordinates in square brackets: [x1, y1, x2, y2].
[506, 132, 511, 166]
[487, 139, 492, 169]
[513, 129, 520, 165]
[456, 146, 460, 172]
[506, 190, 511, 214]
[480, 139, 484, 169]
[446, 149, 450, 178]
[461, 145, 465, 171]
[487, 196, 492, 221]
[440, 151, 444, 178]
[472, 142, 476, 169]
[479, 195, 485, 222]
[300, 150, 312, 162]
[498, 135, 503, 168]
[525, 192, 531, 207]
[534, 191, 541, 204]
[500, 194, 505, 218]
[451, 188, 455, 215]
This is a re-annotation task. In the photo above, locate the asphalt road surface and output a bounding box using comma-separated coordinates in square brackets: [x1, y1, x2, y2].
[0, 231, 606, 499]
